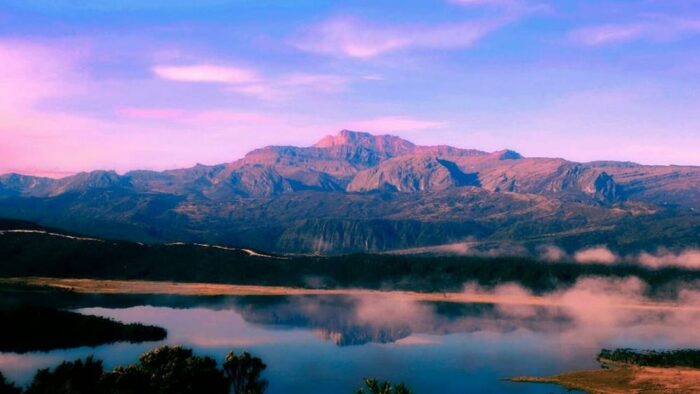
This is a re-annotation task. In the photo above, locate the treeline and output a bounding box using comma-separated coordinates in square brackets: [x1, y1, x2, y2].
[0, 346, 411, 394]
[0, 305, 165, 353]
[598, 348, 700, 368]
[2, 223, 700, 295]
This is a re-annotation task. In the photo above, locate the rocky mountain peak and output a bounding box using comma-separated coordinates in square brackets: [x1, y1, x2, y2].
[313, 130, 416, 157]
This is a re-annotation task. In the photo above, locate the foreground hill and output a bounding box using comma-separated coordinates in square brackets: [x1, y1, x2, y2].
[1, 130, 699, 254]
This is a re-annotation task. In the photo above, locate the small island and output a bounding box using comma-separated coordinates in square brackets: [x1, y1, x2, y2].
[0, 305, 166, 353]
[511, 349, 700, 393]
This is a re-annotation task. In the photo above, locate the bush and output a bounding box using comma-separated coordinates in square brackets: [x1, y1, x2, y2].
[105, 346, 228, 394]
[356, 378, 412, 394]
[25, 356, 103, 394]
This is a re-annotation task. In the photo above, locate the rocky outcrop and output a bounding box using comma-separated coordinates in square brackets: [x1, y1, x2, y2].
[347, 156, 479, 192]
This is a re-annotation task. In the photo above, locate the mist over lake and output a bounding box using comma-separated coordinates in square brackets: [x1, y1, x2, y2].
[3, 277, 700, 393]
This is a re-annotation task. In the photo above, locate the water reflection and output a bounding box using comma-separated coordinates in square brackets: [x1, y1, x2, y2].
[2, 277, 700, 393]
[228, 295, 572, 346]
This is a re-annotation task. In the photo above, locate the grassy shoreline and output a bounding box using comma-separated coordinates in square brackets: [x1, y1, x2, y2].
[1, 277, 697, 313]
[512, 365, 700, 393]
[511, 352, 700, 393]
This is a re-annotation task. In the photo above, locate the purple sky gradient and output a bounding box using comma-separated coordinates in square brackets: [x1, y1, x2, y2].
[1, 0, 700, 177]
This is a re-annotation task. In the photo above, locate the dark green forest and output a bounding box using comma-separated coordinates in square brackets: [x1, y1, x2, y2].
[1, 219, 698, 296]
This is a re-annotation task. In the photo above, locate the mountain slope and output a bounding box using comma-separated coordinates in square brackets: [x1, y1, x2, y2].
[0, 130, 698, 254]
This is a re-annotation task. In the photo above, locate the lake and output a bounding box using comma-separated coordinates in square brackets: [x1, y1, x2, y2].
[2, 278, 700, 393]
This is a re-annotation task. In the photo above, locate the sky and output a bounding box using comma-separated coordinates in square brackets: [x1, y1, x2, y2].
[1, 0, 700, 176]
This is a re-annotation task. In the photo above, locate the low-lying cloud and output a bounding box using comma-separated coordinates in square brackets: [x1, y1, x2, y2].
[552, 245, 700, 270]
[573, 246, 619, 264]
[638, 249, 700, 270]
[399, 240, 700, 271]
[342, 276, 700, 350]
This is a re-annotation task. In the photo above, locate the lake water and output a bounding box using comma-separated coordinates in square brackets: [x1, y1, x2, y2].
[2, 279, 700, 393]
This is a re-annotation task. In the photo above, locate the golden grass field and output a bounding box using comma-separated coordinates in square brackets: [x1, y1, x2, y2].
[511, 363, 700, 394]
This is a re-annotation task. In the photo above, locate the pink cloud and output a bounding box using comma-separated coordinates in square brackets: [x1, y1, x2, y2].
[346, 116, 446, 133]
[573, 246, 619, 264]
[152, 59, 350, 101]
[638, 249, 700, 270]
[152, 64, 260, 84]
[292, 16, 509, 59]
[0, 40, 335, 175]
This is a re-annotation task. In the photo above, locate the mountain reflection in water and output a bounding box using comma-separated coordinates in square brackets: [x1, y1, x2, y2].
[229, 295, 572, 346]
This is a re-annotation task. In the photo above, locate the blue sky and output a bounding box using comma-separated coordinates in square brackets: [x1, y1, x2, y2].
[1, 0, 699, 176]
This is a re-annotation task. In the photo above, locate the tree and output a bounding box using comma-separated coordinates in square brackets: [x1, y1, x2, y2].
[109, 346, 229, 394]
[0, 372, 21, 394]
[222, 351, 268, 394]
[356, 378, 412, 394]
[25, 356, 104, 394]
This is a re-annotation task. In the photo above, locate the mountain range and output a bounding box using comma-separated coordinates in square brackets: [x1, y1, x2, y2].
[1, 130, 699, 255]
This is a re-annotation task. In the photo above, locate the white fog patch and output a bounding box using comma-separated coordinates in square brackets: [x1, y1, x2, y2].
[573, 246, 619, 264]
[539, 245, 568, 262]
[637, 249, 700, 270]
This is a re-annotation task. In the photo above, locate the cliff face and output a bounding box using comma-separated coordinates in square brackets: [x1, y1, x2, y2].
[1, 130, 699, 254]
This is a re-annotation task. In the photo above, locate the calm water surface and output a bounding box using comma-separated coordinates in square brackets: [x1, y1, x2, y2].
[2, 283, 698, 393]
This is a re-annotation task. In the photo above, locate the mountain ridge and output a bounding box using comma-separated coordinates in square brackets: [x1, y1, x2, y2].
[1, 130, 699, 254]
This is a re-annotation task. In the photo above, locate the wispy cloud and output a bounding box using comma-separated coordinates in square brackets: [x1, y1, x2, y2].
[0, 39, 336, 175]
[291, 16, 509, 59]
[570, 24, 645, 46]
[153, 62, 349, 100]
[228, 73, 350, 100]
[570, 17, 700, 46]
[152, 64, 260, 84]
